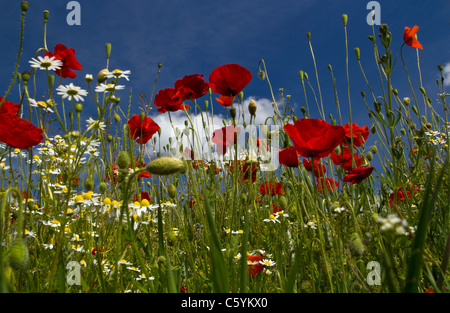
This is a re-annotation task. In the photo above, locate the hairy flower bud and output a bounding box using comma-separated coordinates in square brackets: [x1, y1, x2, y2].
[8, 238, 29, 270]
[248, 99, 257, 116]
[146, 157, 186, 176]
[117, 151, 130, 170]
[168, 184, 177, 199]
[348, 232, 365, 257]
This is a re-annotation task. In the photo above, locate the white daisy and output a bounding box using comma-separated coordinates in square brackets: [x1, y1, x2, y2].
[95, 83, 125, 93]
[56, 83, 88, 102]
[263, 214, 281, 223]
[259, 259, 276, 267]
[29, 55, 62, 71]
[106, 69, 131, 81]
[29, 98, 54, 113]
[86, 117, 106, 131]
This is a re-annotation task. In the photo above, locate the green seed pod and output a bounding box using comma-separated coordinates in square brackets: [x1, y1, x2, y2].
[22, 71, 30, 82]
[74, 103, 83, 113]
[117, 151, 130, 170]
[348, 232, 365, 257]
[8, 238, 29, 270]
[354, 47, 360, 60]
[168, 184, 177, 199]
[146, 157, 186, 176]
[21, 1, 29, 12]
[114, 113, 121, 123]
[43, 10, 49, 21]
[366, 151, 373, 161]
[105, 43, 111, 59]
[371, 145, 378, 154]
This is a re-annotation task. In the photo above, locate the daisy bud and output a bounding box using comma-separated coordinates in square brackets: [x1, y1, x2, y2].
[168, 184, 177, 199]
[21, 1, 29, 12]
[348, 232, 365, 257]
[248, 99, 257, 116]
[7, 238, 29, 270]
[75, 103, 83, 113]
[117, 151, 130, 170]
[146, 157, 186, 176]
[85, 74, 93, 83]
[97, 69, 109, 83]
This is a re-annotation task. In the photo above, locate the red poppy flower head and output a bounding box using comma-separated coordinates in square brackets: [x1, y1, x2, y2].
[284, 118, 345, 159]
[127, 114, 160, 145]
[208, 64, 252, 97]
[316, 178, 338, 193]
[154, 87, 187, 113]
[260, 181, 283, 196]
[302, 158, 326, 177]
[0, 97, 20, 116]
[211, 125, 241, 155]
[0, 114, 43, 150]
[173, 74, 209, 101]
[215, 95, 235, 107]
[342, 123, 369, 147]
[278, 146, 299, 168]
[343, 166, 374, 184]
[247, 254, 264, 278]
[403, 26, 423, 49]
[45, 43, 82, 78]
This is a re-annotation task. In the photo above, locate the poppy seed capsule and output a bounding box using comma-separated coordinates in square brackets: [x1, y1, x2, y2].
[146, 157, 186, 176]
[8, 238, 29, 270]
[248, 99, 257, 115]
[117, 151, 130, 170]
[75, 103, 83, 113]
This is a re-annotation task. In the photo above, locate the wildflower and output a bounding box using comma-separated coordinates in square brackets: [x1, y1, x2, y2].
[0, 162, 9, 170]
[208, 64, 253, 97]
[56, 83, 88, 102]
[278, 146, 299, 167]
[259, 259, 276, 267]
[377, 214, 414, 240]
[403, 25, 423, 49]
[127, 115, 160, 145]
[302, 158, 326, 177]
[95, 83, 125, 93]
[29, 98, 54, 113]
[211, 125, 241, 155]
[263, 214, 281, 223]
[44, 43, 82, 78]
[105, 69, 131, 81]
[173, 74, 209, 101]
[316, 178, 338, 193]
[0, 116, 43, 150]
[247, 254, 264, 278]
[284, 118, 345, 159]
[29, 55, 62, 71]
[154, 87, 186, 113]
[260, 181, 283, 196]
[86, 117, 106, 131]
[343, 165, 374, 184]
[304, 220, 317, 229]
[330, 146, 363, 171]
[342, 123, 370, 147]
[389, 183, 418, 206]
[215, 95, 235, 107]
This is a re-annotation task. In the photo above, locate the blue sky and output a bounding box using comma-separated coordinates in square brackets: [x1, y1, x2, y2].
[1, 0, 449, 154]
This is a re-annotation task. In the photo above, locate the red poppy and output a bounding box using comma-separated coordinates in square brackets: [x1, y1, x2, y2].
[0, 97, 20, 116]
[403, 26, 423, 49]
[260, 181, 283, 196]
[316, 178, 338, 193]
[208, 64, 252, 97]
[389, 183, 418, 206]
[247, 254, 264, 278]
[45, 43, 82, 78]
[256, 137, 269, 152]
[154, 87, 187, 113]
[0, 114, 43, 150]
[211, 125, 241, 155]
[278, 146, 299, 167]
[342, 123, 370, 147]
[302, 158, 326, 177]
[230, 161, 259, 183]
[215, 95, 235, 107]
[127, 115, 160, 145]
[173, 74, 209, 101]
[343, 166, 374, 184]
[284, 118, 345, 159]
[330, 147, 363, 171]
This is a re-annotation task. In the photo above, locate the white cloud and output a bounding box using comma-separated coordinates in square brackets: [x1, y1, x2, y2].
[443, 63, 450, 87]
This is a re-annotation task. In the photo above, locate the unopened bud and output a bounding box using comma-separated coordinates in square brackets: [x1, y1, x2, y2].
[248, 99, 257, 115]
[117, 151, 130, 170]
[168, 184, 177, 199]
[8, 238, 29, 270]
[146, 157, 186, 176]
[348, 232, 365, 257]
[342, 14, 348, 26]
[354, 47, 360, 60]
[21, 1, 29, 12]
[403, 97, 410, 106]
[75, 103, 83, 113]
[97, 69, 109, 83]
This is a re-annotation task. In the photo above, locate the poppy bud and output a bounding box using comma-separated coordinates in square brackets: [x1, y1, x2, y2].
[238, 91, 244, 102]
[299, 71, 304, 80]
[74, 103, 83, 113]
[98, 182, 107, 194]
[97, 69, 109, 83]
[419, 86, 426, 95]
[371, 146, 377, 155]
[306, 32, 311, 41]
[300, 106, 306, 115]
[258, 70, 265, 80]
[84, 178, 94, 191]
[114, 113, 121, 123]
[105, 43, 111, 59]
[117, 151, 130, 170]
[368, 35, 375, 43]
[248, 99, 257, 116]
[279, 196, 288, 210]
[327, 64, 332, 72]
[354, 47, 360, 60]
[342, 14, 348, 26]
[374, 101, 382, 113]
[366, 151, 373, 161]
[204, 100, 209, 110]
[348, 232, 365, 257]
[146, 157, 186, 176]
[168, 184, 177, 199]
[168, 230, 178, 246]
[8, 238, 29, 270]
[393, 89, 398, 96]
[411, 105, 419, 116]
[401, 128, 406, 136]
[48, 74, 54, 90]
[230, 108, 236, 119]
